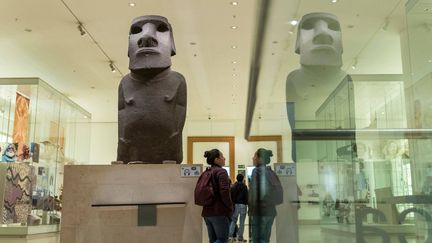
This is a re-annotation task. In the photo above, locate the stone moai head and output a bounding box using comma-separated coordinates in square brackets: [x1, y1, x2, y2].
[295, 12, 343, 67]
[128, 15, 176, 71]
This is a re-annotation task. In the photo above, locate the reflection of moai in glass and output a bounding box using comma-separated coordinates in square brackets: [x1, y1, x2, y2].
[117, 15, 187, 164]
[286, 13, 350, 125]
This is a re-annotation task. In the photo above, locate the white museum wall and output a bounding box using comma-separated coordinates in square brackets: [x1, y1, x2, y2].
[88, 118, 294, 165]
[89, 122, 117, 164]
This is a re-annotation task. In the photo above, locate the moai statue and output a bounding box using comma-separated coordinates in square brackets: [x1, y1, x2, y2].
[286, 13, 351, 160]
[117, 15, 187, 164]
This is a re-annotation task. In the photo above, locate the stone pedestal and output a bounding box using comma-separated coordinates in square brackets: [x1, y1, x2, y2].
[276, 175, 299, 243]
[60, 164, 202, 243]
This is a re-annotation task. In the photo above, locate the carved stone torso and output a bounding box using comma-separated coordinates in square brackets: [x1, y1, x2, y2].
[117, 70, 186, 163]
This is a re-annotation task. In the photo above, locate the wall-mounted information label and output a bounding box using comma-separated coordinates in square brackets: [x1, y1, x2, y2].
[180, 164, 202, 177]
[274, 163, 296, 176]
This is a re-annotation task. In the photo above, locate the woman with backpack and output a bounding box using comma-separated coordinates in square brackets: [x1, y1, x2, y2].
[249, 148, 282, 243]
[200, 149, 233, 243]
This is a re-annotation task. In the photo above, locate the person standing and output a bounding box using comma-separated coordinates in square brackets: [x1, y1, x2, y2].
[229, 173, 248, 242]
[201, 149, 233, 243]
[249, 148, 281, 243]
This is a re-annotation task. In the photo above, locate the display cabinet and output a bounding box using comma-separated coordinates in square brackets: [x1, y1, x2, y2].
[0, 77, 91, 233]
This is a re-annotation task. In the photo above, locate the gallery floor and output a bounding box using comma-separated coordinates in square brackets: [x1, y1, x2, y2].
[7, 223, 423, 243]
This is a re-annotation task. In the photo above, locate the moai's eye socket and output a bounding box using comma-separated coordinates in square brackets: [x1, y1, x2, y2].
[130, 25, 142, 35]
[157, 23, 169, 32]
[327, 20, 341, 31]
[301, 19, 315, 30]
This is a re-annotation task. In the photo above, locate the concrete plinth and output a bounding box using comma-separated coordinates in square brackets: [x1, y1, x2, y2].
[60, 164, 202, 243]
[276, 175, 300, 243]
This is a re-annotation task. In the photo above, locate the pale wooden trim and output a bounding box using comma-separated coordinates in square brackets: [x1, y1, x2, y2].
[247, 135, 283, 162]
[187, 136, 235, 181]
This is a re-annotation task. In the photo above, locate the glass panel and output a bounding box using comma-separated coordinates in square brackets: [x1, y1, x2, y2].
[245, 0, 432, 242]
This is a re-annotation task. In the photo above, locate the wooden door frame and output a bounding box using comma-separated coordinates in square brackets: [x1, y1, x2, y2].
[187, 136, 235, 181]
[247, 135, 283, 162]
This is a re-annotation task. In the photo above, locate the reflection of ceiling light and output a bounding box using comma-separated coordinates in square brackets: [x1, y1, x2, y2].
[84, 115, 88, 119]
[232, 61, 237, 64]
[231, 1, 238, 6]
[77, 23, 86, 36]
[428, 59, 432, 63]
[289, 20, 298, 26]
[231, 45, 237, 49]
[232, 74, 237, 77]
[331, 0, 338, 3]
[109, 61, 116, 73]
[231, 26, 238, 29]
[128, 2, 136, 7]
[288, 31, 294, 34]
[351, 57, 358, 69]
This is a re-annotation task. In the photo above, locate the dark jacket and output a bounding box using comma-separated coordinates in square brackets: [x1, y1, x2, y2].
[248, 165, 277, 216]
[202, 165, 233, 217]
[231, 182, 248, 205]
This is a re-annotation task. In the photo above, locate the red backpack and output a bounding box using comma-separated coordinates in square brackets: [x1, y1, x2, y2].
[194, 167, 216, 206]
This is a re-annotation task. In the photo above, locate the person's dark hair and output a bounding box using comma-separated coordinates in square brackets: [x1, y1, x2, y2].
[255, 148, 273, 165]
[236, 173, 244, 182]
[204, 149, 221, 165]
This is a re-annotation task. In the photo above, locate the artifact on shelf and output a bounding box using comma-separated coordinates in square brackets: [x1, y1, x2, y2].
[2, 143, 17, 162]
[117, 15, 187, 164]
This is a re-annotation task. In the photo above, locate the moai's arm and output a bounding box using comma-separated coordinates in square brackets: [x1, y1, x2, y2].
[117, 80, 127, 162]
[176, 75, 187, 133]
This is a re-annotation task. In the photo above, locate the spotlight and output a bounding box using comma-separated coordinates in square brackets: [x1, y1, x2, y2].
[77, 23, 86, 36]
[351, 57, 358, 70]
[109, 61, 116, 73]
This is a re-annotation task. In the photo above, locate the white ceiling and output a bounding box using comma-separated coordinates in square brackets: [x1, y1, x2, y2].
[0, 0, 410, 126]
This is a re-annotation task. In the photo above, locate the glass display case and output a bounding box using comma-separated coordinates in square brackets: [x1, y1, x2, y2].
[0, 77, 91, 232]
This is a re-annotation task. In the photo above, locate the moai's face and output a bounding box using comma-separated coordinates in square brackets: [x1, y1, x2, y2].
[296, 13, 343, 67]
[128, 15, 176, 71]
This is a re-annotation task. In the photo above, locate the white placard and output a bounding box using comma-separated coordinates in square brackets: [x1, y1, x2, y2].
[180, 164, 202, 177]
[274, 163, 296, 176]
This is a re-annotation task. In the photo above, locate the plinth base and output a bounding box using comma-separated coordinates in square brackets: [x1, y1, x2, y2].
[60, 164, 202, 243]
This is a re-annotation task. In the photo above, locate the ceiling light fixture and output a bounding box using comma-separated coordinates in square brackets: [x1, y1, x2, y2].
[351, 57, 358, 69]
[231, 1, 238, 6]
[61, 0, 124, 76]
[232, 61, 237, 64]
[109, 61, 116, 73]
[129, 2, 136, 7]
[231, 45, 237, 49]
[231, 26, 238, 29]
[232, 74, 237, 77]
[289, 20, 298, 26]
[77, 22, 86, 36]
[331, 0, 338, 3]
